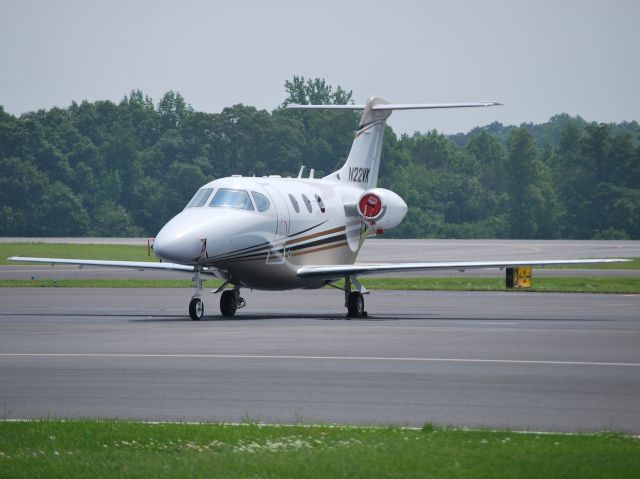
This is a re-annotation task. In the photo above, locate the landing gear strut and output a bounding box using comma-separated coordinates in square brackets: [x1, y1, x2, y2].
[220, 285, 246, 317]
[189, 268, 204, 320]
[345, 276, 368, 318]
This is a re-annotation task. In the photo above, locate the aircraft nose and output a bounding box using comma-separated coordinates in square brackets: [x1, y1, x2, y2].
[154, 233, 204, 263]
[153, 212, 208, 263]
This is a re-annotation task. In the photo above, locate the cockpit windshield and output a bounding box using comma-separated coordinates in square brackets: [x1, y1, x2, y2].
[185, 188, 213, 208]
[209, 188, 254, 211]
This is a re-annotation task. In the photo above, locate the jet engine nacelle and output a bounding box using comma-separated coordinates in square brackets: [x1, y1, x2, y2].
[357, 188, 408, 230]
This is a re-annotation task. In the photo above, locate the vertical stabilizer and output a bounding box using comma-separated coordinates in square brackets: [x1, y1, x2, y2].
[325, 96, 391, 190]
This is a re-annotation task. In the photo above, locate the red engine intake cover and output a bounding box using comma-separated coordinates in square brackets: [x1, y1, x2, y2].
[359, 193, 382, 219]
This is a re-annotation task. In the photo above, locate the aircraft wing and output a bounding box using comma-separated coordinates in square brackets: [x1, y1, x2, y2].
[296, 258, 630, 280]
[8, 256, 200, 273]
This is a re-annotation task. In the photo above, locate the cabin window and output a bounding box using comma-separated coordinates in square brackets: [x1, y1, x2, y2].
[301, 194, 313, 213]
[288, 194, 300, 213]
[315, 194, 326, 213]
[186, 188, 213, 208]
[251, 191, 270, 212]
[209, 188, 254, 211]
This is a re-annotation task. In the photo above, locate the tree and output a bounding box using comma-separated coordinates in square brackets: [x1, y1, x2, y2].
[505, 128, 559, 238]
[0, 157, 49, 235]
[1, 82, 638, 239]
[465, 130, 506, 192]
[158, 91, 192, 130]
[282, 76, 352, 106]
[38, 182, 90, 236]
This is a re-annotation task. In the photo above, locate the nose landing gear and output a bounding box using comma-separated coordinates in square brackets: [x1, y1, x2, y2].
[189, 268, 205, 320]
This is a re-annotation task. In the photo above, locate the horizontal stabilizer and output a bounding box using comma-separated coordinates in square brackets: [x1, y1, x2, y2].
[372, 102, 501, 110]
[286, 101, 501, 111]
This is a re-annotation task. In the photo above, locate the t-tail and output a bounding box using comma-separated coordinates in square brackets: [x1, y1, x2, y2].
[287, 97, 501, 190]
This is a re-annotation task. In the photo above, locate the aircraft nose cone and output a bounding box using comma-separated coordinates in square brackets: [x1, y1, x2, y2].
[154, 212, 208, 263]
[154, 233, 203, 263]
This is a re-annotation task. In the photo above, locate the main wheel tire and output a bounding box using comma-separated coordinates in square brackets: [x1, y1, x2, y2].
[220, 290, 237, 316]
[189, 297, 204, 321]
[347, 291, 365, 318]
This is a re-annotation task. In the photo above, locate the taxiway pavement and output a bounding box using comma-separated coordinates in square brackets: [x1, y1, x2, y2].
[1, 287, 639, 433]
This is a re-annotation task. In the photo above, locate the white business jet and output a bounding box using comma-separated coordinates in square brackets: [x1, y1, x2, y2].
[9, 97, 628, 319]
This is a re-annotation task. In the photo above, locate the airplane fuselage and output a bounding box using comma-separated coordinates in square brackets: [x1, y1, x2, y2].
[153, 176, 367, 290]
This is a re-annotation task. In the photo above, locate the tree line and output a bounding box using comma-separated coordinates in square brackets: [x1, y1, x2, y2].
[1, 77, 639, 239]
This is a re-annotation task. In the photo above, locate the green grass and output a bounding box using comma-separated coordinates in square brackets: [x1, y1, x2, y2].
[362, 276, 640, 294]
[0, 279, 222, 288]
[1, 277, 639, 293]
[0, 242, 157, 265]
[546, 257, 640, 270]
[0, 420, 638, 479]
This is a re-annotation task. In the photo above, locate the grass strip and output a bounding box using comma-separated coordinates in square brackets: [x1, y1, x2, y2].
[545, 257, 640, 270]
[0, 279, 222, 288]
[1, 277, 639, 293]
[362, 276, 640, 294]
[0, 420, 638, 479]
[0, 243, 157, 265]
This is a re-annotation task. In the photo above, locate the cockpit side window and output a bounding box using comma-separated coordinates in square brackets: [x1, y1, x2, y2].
[186, 188, 214, 208]
[251, 192, 270, 212]
[209, 188, 255, 211]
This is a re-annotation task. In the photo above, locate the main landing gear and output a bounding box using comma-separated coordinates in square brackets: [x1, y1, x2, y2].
[326, 275, 368, 318]
[345, 276, 368, 318]
[219, 286, 246, 317]
[188, 269, 246, 320]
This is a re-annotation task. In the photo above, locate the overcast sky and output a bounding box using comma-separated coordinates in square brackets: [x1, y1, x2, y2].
[1, 0, 638, 135]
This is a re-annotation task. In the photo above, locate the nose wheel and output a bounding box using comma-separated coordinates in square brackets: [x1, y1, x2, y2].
[189, 297, 204, 320]
[188, 268, 206, 320]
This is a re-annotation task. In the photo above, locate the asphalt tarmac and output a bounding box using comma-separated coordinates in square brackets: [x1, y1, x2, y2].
[1, 287, 639, 433]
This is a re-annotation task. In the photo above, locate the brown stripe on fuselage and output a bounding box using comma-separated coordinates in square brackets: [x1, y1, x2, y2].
[216, 236, 349, 264]
[210, 226, 349, 264]
[286, 225, 346, 246]
[290, 240, 349, 257]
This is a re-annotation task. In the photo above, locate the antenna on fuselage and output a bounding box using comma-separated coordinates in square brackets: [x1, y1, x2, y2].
[297, 166, 306, 178]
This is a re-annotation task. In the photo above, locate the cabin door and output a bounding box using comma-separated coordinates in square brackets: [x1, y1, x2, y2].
[263, 185, 290, 264]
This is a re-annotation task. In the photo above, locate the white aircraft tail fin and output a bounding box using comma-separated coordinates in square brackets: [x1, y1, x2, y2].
[287, 98, 500, 189]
